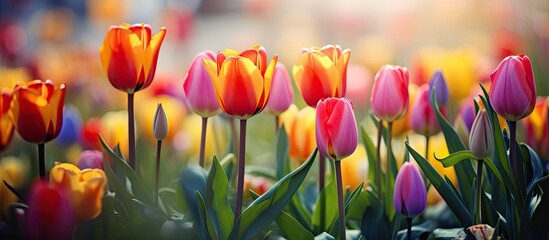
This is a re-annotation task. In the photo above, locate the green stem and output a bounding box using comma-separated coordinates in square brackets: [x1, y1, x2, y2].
[235, 119, 247, 222]
[319, 155, 325, 193]
[38, 143, 45, 179]
[509, 121, 516, 177]
[155, 140, 162, 207]
[407, 217, 412, 240]
[425, 135, 430, 160]
[385, 121, 394, 217]
[475, 159, 483, 224]
[199, 117, 208, 167]
[335, 161, 346, 240]
[274, 115, 280, 135]
[128, 93, 136, 170]
[376, 120, 383, 197]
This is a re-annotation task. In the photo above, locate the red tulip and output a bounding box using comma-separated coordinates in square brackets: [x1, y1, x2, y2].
[203, 45, 278, 119]
[183, 50, 221, 117]
[293, 45, 351, 107]
[9, 80, 66, 144]
[99, 23, 166, 93]
[1, 88, 14, 150]
[489, 54, 536, 121]
[370, 65, 409, 122]
[315, 98, 358, 160]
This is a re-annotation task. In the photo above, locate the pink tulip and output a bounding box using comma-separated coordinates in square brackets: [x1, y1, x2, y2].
[183, 50, 221, 117]
[315, 98, 358, 160]
[370, 65, 409, 122]
[394, 162, 427, 217]
[411, 85, 443, 137]
[489, 54, 536, 121]
[265, 63, 293, 116]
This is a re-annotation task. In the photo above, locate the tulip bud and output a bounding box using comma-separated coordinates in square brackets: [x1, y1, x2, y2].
[428, 70, 449, 106]
[489, 54, 536, 121]
[467, 224, 495, 240]
[370, 65, 409, 122]
[76, 150, 104, 170]
[315, 98, 358, 160]
[469, 109, 493, 159]
[183, 51, 221, 117]
[153, 103, 168, 141]
[265, 63, 294, 116]
[1, 88, 14, 151]
[394, 162, 427, 217]
[411, 85, 443, 137]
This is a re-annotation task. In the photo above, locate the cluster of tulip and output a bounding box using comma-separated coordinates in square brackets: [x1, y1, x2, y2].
[1, 21, 548, 240]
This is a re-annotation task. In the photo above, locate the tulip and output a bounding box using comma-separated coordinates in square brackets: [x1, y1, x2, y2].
[55, 105, 82, 145]
[288, 106, 316, 164]
[340, 144, 368, 190]
[203, 45, 278, 119]
[0, 156, 26, 217]
[49, 162, 107, 221]
[99, 23, 166, 94]
[76, 150, 104, 170]
[99, 23, 167, 170]
[316, 97, 358, 240]
[153, 103, 168, 206]
[411, 85, 443, 138]
[490, 54, 536, 121]
[265, 63, 294, 117]
[370, 64, 409, 122]
[469, 109, 493, 159]
[392, 83, 419, 137]
[183, 50, 221, 118]
[136, 95, 185, 142]
[10, 80, 66, 178]
[293, 45, 351, 107]
[315, 98, 358, 160]
[243, 175, 272, 198]
[428, 70, 449, 106]
[394, 162, 427, 217]
[1, 88, 14, 151]
[522, 97, 549, 160]
[203, 45, 277, 220]
[79, 117, 103, 150]
[25, 180, 74, 240]
[467, 224, 495, 240]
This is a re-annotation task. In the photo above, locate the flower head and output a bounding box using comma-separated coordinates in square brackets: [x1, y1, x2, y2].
[394, 162, 427, 217]
[183, 50, 221, 117]
[265, 63, 294, 116]
[153, 103, 168, 140]
[315, 98, 358, 160]
[370, 65, 409, 122]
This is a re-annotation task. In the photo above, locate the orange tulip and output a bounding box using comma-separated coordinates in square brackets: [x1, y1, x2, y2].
[523, 97, 549, 159]
[99, 23, 166, 93]
[292, 45, 351, 107]
[9, 80, 66, 144]
[49, 162, 107, 221]
[1, 88, 14, 150]
[203, 45, 278, 119]
[288, 107, 317, 164]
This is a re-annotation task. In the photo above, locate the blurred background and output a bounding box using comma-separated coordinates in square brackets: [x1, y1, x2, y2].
[0, 0, 548, 198]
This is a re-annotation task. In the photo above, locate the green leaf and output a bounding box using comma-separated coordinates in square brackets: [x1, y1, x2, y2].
[276, 211, 314, 240]
[312, 171, 337, 233]
[434, 150, 476, 168]
[430, 89, 476, 211]
[276, 125, 290, 180]
[229, 148, 318, 240]
[406, 142, 472, 226]
[360, 126, 378, 187]
[205, 156, 234, 240]
[196, 192, 213, 240]
[101, 146, 134, 202]
[99, 135, 152, 204]
[360, 190, 389, 240]
[328, 182, 365, 237]
[179, 165, 208, 238]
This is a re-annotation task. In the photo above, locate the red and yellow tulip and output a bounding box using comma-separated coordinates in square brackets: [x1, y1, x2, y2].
[1, 88, 14, 150]
[203, 45, 278, 119]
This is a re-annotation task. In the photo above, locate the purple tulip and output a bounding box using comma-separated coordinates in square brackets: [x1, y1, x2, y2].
[76, 150, 104, 170]
[428, 70, 449, 106]
[411, 85, 443, 137]
[394, 162, 427, 217]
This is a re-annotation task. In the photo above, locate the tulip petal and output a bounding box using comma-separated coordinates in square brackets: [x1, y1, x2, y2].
[293, 51, 339, 107]
[326, 99, 358, 159]
[142, 28, 166, 90]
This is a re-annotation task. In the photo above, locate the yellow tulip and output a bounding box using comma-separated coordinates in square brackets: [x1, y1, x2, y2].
[340, 144, 368, 190]
[0, 157, 27, 217]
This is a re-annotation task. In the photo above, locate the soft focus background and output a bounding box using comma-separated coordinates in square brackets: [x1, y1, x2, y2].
[1, 0, 548, 197]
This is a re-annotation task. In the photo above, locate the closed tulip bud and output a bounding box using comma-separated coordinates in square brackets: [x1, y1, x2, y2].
[153, 103, 168, 140]
[26, 180, 74, 240]
[394, 162, 427, 217]
[56, 105, 82, 145]
[428, 70, 449, 106]
[76, 150, 104, 170]
[293, 45, 351, 107]
[1, 88, 14, 151]
[49, 162, 107, 221]
[411, 85, 443, 137]
[370, 65, 409, 122]
[183, 51, 221, 117]
[9, 80, 66, 144]
[469, 109, 493, 159]
[265, 63, 294, 116]
[489, 54, 536, 121]
[315, 98, 358, 160]
[203, 45, 278, 119]
[99, 23, 166, 94]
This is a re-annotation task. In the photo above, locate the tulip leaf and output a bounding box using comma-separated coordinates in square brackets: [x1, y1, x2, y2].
[312, 171, 337, 234]
[434, 150, 476, 168]
[328, 182, 364, 237]
[276, 126, 290, 180]
[520, 144, 544, 194]
[360, 189, 389, 239]
[276, 211, 315, 240]
[99, 135, 152, 204]
[179, 165, 208, 238]
[196, 191, 213, 240]
[430, 89, 475, 211]
[360, 126, 378, 187]
[205, 156, 233, 240]
[406, 141, 472, 226]
[101, 139, 135, 203]
[229, 148, 317, 240]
